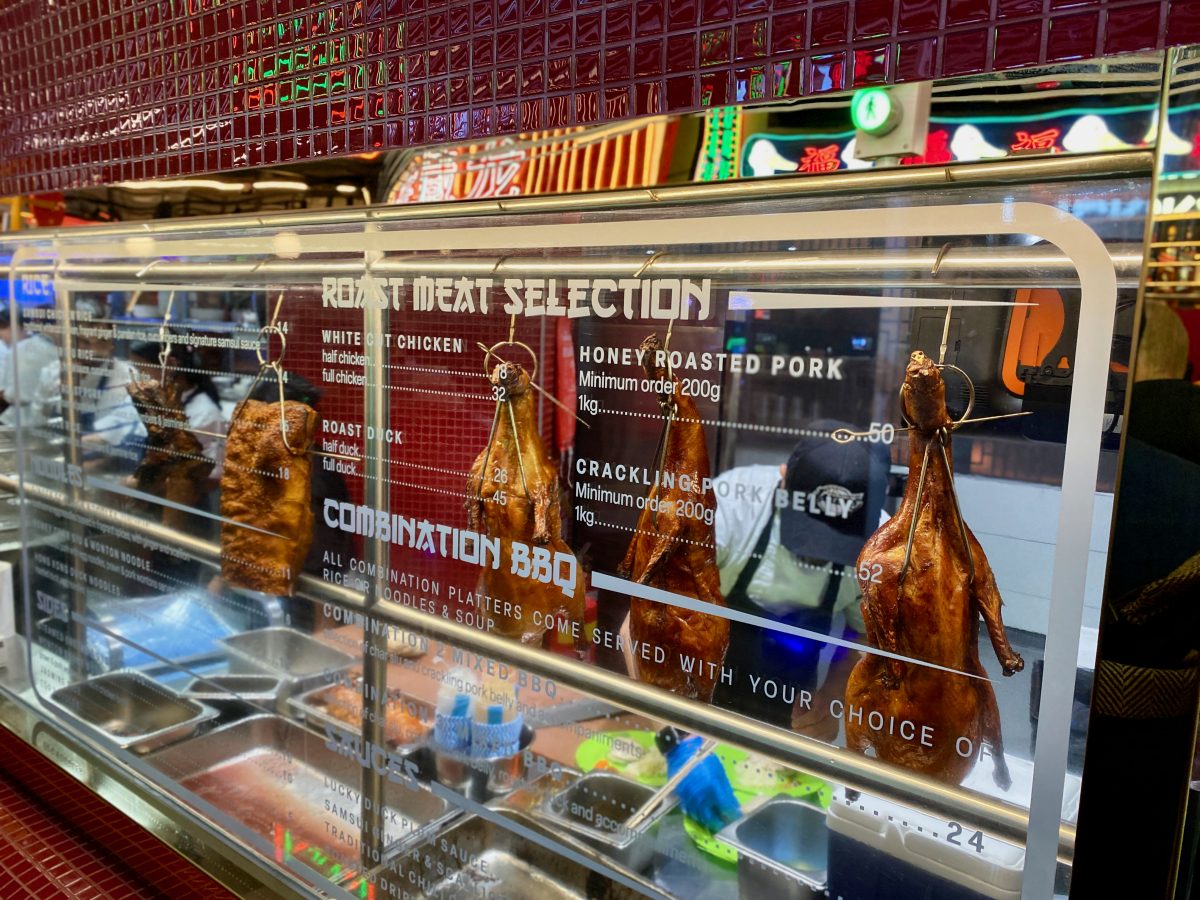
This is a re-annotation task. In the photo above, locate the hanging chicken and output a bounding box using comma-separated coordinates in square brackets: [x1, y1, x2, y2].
[845, 351, 1024, 788]
[466, 360, 586, 649]
[618, 334, 729, 701]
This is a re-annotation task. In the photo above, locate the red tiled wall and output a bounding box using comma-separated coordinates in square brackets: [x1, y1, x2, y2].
[0, 724, 238, 899]
[0, 1, 1196, 193]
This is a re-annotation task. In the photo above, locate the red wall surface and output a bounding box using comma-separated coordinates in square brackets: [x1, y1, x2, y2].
[0, 0, 1198, 194]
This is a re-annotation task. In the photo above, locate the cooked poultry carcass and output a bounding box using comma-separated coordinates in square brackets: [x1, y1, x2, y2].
[466, 362, 585, 648]
[845, 351, 1023, 788]
[618, 334, 729, 701]
[219, 398, 317, 595]
[127, 377, 214, 531]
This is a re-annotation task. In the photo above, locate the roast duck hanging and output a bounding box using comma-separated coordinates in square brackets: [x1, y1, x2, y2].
[618, 334, 730, 701]
[467, 359, 586, 649]
[845, 351, 1024, 788]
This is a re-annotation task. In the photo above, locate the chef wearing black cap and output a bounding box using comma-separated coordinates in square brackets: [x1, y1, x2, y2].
[710, 420, 890, 735]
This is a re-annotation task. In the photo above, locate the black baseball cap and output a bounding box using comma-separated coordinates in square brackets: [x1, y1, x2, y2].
[779, 419, 890, 565]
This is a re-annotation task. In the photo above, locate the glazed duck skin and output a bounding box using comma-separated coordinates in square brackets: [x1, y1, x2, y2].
[219, 398, 317, 596]
[127, 377, 213, 530]
[845, 351, 1023, 788]
[466, 362, 585, 648]
[618, 334, 729, 701]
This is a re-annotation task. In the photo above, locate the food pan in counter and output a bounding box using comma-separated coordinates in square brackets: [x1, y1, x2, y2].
[381, 806, 661, 899]
[146, 714, 459, 886]
[287, 675, 433, 751]
[49, 671, 217, 755]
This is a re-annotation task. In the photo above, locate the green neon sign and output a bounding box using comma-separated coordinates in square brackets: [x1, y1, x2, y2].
[851, 88, 900, 135]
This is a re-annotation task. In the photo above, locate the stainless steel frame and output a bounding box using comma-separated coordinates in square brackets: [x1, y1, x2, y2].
[4, 475, 1072, 861]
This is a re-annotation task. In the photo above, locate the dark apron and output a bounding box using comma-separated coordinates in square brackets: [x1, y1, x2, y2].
[711, 504, 844, 727]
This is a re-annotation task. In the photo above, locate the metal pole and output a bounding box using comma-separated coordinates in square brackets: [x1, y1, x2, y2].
[359, 243, 391, 875]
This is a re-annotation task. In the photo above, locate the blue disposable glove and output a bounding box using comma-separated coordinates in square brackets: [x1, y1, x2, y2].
[659, 731, 742, 833]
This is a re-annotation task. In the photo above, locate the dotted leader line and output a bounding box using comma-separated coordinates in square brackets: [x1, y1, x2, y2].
[747, 550, 861, 578]
[128, 438, 283, 481]
[594, 405, 836, 439]
[592, 516, 715, 550]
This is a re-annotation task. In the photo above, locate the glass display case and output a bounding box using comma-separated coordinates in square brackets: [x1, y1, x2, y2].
[0, 144, 1159, 900]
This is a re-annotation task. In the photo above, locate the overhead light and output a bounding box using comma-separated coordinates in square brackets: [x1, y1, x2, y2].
[335, 184, 357, 194]
[253, 180, 309, 191]
[950, 125, 1008, 161]
[1062, 115, 1133, 153]
[113, 179, 245, 192]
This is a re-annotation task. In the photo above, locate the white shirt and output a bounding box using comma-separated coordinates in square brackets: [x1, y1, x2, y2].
[714, 464, 865, 633]
[32, 357, 147, 446]
[0, 332, 59, 425]
[182, 387, 225, 477]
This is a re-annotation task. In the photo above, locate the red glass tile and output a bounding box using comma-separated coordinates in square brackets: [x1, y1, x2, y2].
[524, 0, 547, 17]
[701, 0, 733, 26]
[576, 89, 600, 121]
[699, 27, 731, 66]
[496, 65, 517, 97]
[667, 34, 696, 73]
[1169, 0, 1200, 43]
[473, 36, 494, 66]
[548, 56, 571, 89]
[577, 13, 602, 45]
[994, 20, 1042, 68]
[811, 4, 850, 46]
[549, 18, 573, 51]
[577, 51, 601, 84]
[735, 19, 767, 59]
[520, 96, 543, 128]
[852, 45, 889, 84]
[548, 93, 570, 125]
[1103, 3, 1163, 54]
[604, 46, 631, 81]
[521, 62, 545, 93]
[496, 28, 518, 61]
[606, 5, 633, 41]
[497, 101, 517, 130]
[472, 0, 494, 29]
[605, 85, 630, 117]
[807, 50, 846, 92]
[497, 0, 519, 24]
[772, 58, 803, 98]
[666, 74, 696, 109]
[636, 0, 665, 35]
[733, 64, 766, 101]
[699, 69, 730, 105]
[771, 11, 807, 53]
[669, 0, 697, 28]
[635, 80, 662, 114]
[947, 0, 992, 24]
[1046, 11, 1099, 60]
[634, 39, 663, 76]
[855, 0, 893, 38]
[522, 25, 546, 56]
[897, 0, 941, 34]
[941, 26, 991, 73]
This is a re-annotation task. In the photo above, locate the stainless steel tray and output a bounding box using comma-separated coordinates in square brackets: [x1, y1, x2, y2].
[220, 627, 354, 696]
[287, 679, 433, 751]
[49, 671, 217, 755]
[147, 715, 458, 873]
[717, 796, 829, 900]
[182, 674, 286, 715]
[541, 770, 677, 873]
[385, 806, 657, 899]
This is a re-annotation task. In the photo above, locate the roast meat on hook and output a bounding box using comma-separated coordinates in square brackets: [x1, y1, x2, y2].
[618, 334, 730, 701]
[845, 351, 1023, 788]
[127, 376, 214, 531]
[466, 362, 586, 649]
